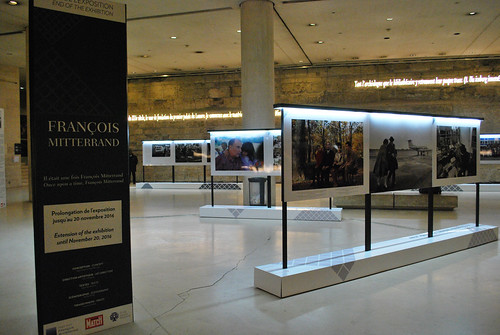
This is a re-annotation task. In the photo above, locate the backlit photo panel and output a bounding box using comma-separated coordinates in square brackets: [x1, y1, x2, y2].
[174, 142, 203, 163]
[369, 114, 433, 193]
[433, 117, 481, 187]
[211, 131, 265, 176]
[282, 107, 369, 202]
[480, 134, 500, 163]
[142, 141, 174, 166]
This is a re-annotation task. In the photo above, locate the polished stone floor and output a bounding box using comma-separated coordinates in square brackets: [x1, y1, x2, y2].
[1, 186, 499, 335]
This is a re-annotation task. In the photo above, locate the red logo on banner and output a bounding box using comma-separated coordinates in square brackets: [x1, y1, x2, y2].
[85, 315, 104, 329]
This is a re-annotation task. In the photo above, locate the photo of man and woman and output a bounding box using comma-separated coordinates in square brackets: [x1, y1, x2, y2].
[369, 116, 433, 193]
[437, 126, 477, 179]
[214, 135, 264, 171]
[291, 119, 364, 191]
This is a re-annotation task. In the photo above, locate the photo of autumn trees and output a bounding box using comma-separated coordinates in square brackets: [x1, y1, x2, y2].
[291, 119, 364, 191]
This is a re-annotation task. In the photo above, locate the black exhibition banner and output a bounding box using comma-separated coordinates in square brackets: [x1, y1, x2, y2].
[29, 1, 132, 334]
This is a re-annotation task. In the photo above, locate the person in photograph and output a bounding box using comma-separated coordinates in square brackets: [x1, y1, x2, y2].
[215, 138, 242, 170]
[129, 150, 138, 184]
[332, 143, 344, 186]
[456, 143, 471, 176]
[440, 156, 458, 178]
[215, 142, 228, 157]
[321, 142, 336, 185]
[313, 145, 324, 185]
[241, 142, 257, 171]
[373, 138, 389, 189]
[343, 141, 359, 185]
[386, 136, 398, 187]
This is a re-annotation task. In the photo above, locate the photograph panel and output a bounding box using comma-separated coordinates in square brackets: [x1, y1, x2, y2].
[211, 132, 266, 175]
[369, 114, 433, 193]
[436, 126, 478, 179]
[152, 143, 170, 157]
[174, 142, 203, 164]
[480, 134, 500, 163]
[291, 119, 364, 191]
[142, 141, 174, 166]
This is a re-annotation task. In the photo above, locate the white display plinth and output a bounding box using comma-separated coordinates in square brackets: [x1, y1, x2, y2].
[137, 182, 242, 190]
[200, 205, 342, 221]
[255, 223, 498, 297]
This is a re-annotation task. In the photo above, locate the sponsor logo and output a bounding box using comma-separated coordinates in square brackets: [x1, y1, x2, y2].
[110, 312, 119, 322]
[85, 315, 104, 329]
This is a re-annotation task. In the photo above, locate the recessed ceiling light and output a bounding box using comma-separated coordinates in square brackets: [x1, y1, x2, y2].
[468, 11, 478, 16]
[170, 36, 177, 39]
[237, 30, 241, 33]
[384, 37, 390, 40]
[7, 1, 19, 5]
[454, 32, 461, 35]
[316, 40, 324, 44]
[139, 54, 150, 58]
[298, 60, 304, 63]
[195, 51, 204, 54]
[161, 75, 169, 77]
[308, 23, 317, 27]
[386, 17, 393, 21]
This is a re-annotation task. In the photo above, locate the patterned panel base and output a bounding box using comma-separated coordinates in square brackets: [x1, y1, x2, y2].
[255, 223, 498, 297]
[136, 182, 241, 190]
[199, 205, 342, 221]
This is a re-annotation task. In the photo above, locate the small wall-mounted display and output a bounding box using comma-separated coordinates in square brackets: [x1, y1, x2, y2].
[210, 129, 280, 176]
[480, 134, 500, 164]
[142, 140, 210, 166]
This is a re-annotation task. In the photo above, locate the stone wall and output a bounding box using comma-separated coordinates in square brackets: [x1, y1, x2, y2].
[128, 58, 500, 182]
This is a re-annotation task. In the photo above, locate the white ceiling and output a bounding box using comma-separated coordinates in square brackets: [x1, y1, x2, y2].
[1, 0, 499, 78]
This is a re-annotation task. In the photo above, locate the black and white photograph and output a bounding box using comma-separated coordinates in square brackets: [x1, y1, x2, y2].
[175, 143, 203, 163]
[291, 119, 364, 191]
[152, 143, 171, 157]
[436, 126, 478, 179]
[206, 142, 211, 163]
[273, 133, 281, 171]
[213, 134, 264, 172]
[480, 134, 500, 162]
[369, 114, 433, 193]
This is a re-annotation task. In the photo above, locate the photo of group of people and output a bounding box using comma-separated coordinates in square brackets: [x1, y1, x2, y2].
[480, 134, 500, 162]
[213, 135, 264, 172]
[291, 119, 364, 191]
[436, 126, 477, 179]
[175, 143, 203, 163]
[369, 115, 433, 193]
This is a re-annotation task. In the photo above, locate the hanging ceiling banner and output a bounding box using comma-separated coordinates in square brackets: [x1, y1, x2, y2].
[29, 1, 132, 334]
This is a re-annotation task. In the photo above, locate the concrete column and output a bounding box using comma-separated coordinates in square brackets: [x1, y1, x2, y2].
[240, 0, 276, 205]
[240, 0, 275, 129]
